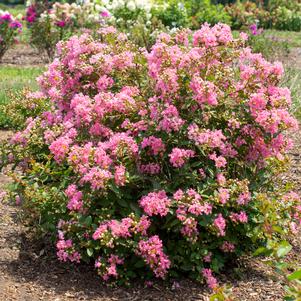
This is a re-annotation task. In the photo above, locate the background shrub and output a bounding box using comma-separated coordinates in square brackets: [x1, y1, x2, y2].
[0, 9, 22, 61]
[25, 1, 102, 59]
[0, 90, 50, 130]
[189, 0, 232, 29]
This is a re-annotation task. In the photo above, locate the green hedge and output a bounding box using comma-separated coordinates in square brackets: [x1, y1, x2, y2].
[0, 0, 24, 5]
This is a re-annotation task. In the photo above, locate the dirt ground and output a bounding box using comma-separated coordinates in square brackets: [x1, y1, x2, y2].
[0, 42, 301, 300]
[1, 44, 48, 66]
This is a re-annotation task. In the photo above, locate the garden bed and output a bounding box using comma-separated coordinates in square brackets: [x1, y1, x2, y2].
[1, 43, 47, 66]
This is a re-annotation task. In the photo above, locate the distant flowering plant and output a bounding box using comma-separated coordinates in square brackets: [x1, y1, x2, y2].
[1, 24, 300, 287]
[249, 23, 263, 36]
[0, 10, 22, 62]
[25, 0, 103, 60]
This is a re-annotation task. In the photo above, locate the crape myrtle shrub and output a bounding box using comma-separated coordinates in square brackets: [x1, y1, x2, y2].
[1, 24, 301, 287]
[0, 10, 22, 61]
[0, 90, 50, 130]
[25, 0, 104, 60]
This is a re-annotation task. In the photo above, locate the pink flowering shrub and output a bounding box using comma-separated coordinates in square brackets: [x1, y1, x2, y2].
[0, 11, 22, 62]
[0, 90, 50, 130]
[26, 2, 102, 60]
[1, 24, 301, 286]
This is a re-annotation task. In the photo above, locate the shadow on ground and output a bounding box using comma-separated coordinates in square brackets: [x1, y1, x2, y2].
[0, 215, 284, 301]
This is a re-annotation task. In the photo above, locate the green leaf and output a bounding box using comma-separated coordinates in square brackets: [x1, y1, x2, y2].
[276, 241, 292, 258]
[180, 263, 192, 271]
[134, 259, 145, 268]
[84, 216, 92, 226]
[116, 198, 128, 208]
[129, 201, 141, 215]
[272, 225, 284, 234]
[87, 248, 94, 257]
[287, 269, 301, 281]
[253, 246, 270, 256]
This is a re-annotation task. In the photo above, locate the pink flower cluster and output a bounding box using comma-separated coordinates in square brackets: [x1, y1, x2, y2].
[139, 191, 171, 217]
[0, 11, 22, 60]
[214, 213, 226, 236]
[25, 5, 37, 23]
[56, 231, 81, 263]
[169, 148, 195, 168]
[65, 184, 83, 211]
[141, 136, 165, 156]
[95, 255, 124, 281]
[136, 235, 171, 278]
[174, 189, 212, 241]
[93, 215, 151, 243]
[202, 268, 218, 289]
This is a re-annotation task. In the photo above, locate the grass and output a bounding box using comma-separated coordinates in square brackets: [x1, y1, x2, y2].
[283, 67, 301, 121]
[0, 65, 44, 128]
[264, 30, 301, 48]
[0, 4, 25, 16]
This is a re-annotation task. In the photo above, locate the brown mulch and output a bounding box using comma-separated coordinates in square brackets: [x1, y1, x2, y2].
[1, 44, 48, 66]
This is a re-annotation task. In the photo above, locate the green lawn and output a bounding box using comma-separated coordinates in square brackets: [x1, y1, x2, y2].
[0, 4, 25, 16]
[264, 30, 301, 48]
[0, 66, 44, 128]
[283, 67, 301, 121]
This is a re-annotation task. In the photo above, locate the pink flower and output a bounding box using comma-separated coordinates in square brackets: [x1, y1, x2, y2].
[141, 136, 165, 156]
[181, 217, 199, 239]
[134, 215, 151, 235]
[209, 153, 227, 168]
[93, 223, 108, 240]
[202, 268, 218, 289]
[157, 105, 185, 133]
[100, 10, 110, 18]
[173, 189, 184, 201]
[49, 136, 72, 162]
[139, 191, 171, 217]
[216, 173, 226, 185]
[237, 192, 251, 205]
[217, 188, 230, 204]
[139, 163, 161, 175]
[221, 241, 235, 252]
[214, 213, 226, 236]
[190, 76, 218, 106]
[65, 184, 83, 211]
[240, 32, 248, 41]
[114, 165, 126, 186]
[108, 218, 133, 238]
[81, 167, 112, 190]
[169, 148, 195, 168]
[95, 255, 124, 280]
[230, 211, 248, 224]
[56, 237, 81, 263]
[188, 125, 226, 149]
[55, 20, 66, 27]
[137, 235, 171, 278]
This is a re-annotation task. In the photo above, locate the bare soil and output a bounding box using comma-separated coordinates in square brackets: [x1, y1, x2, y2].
[1, 44, 48, 66]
